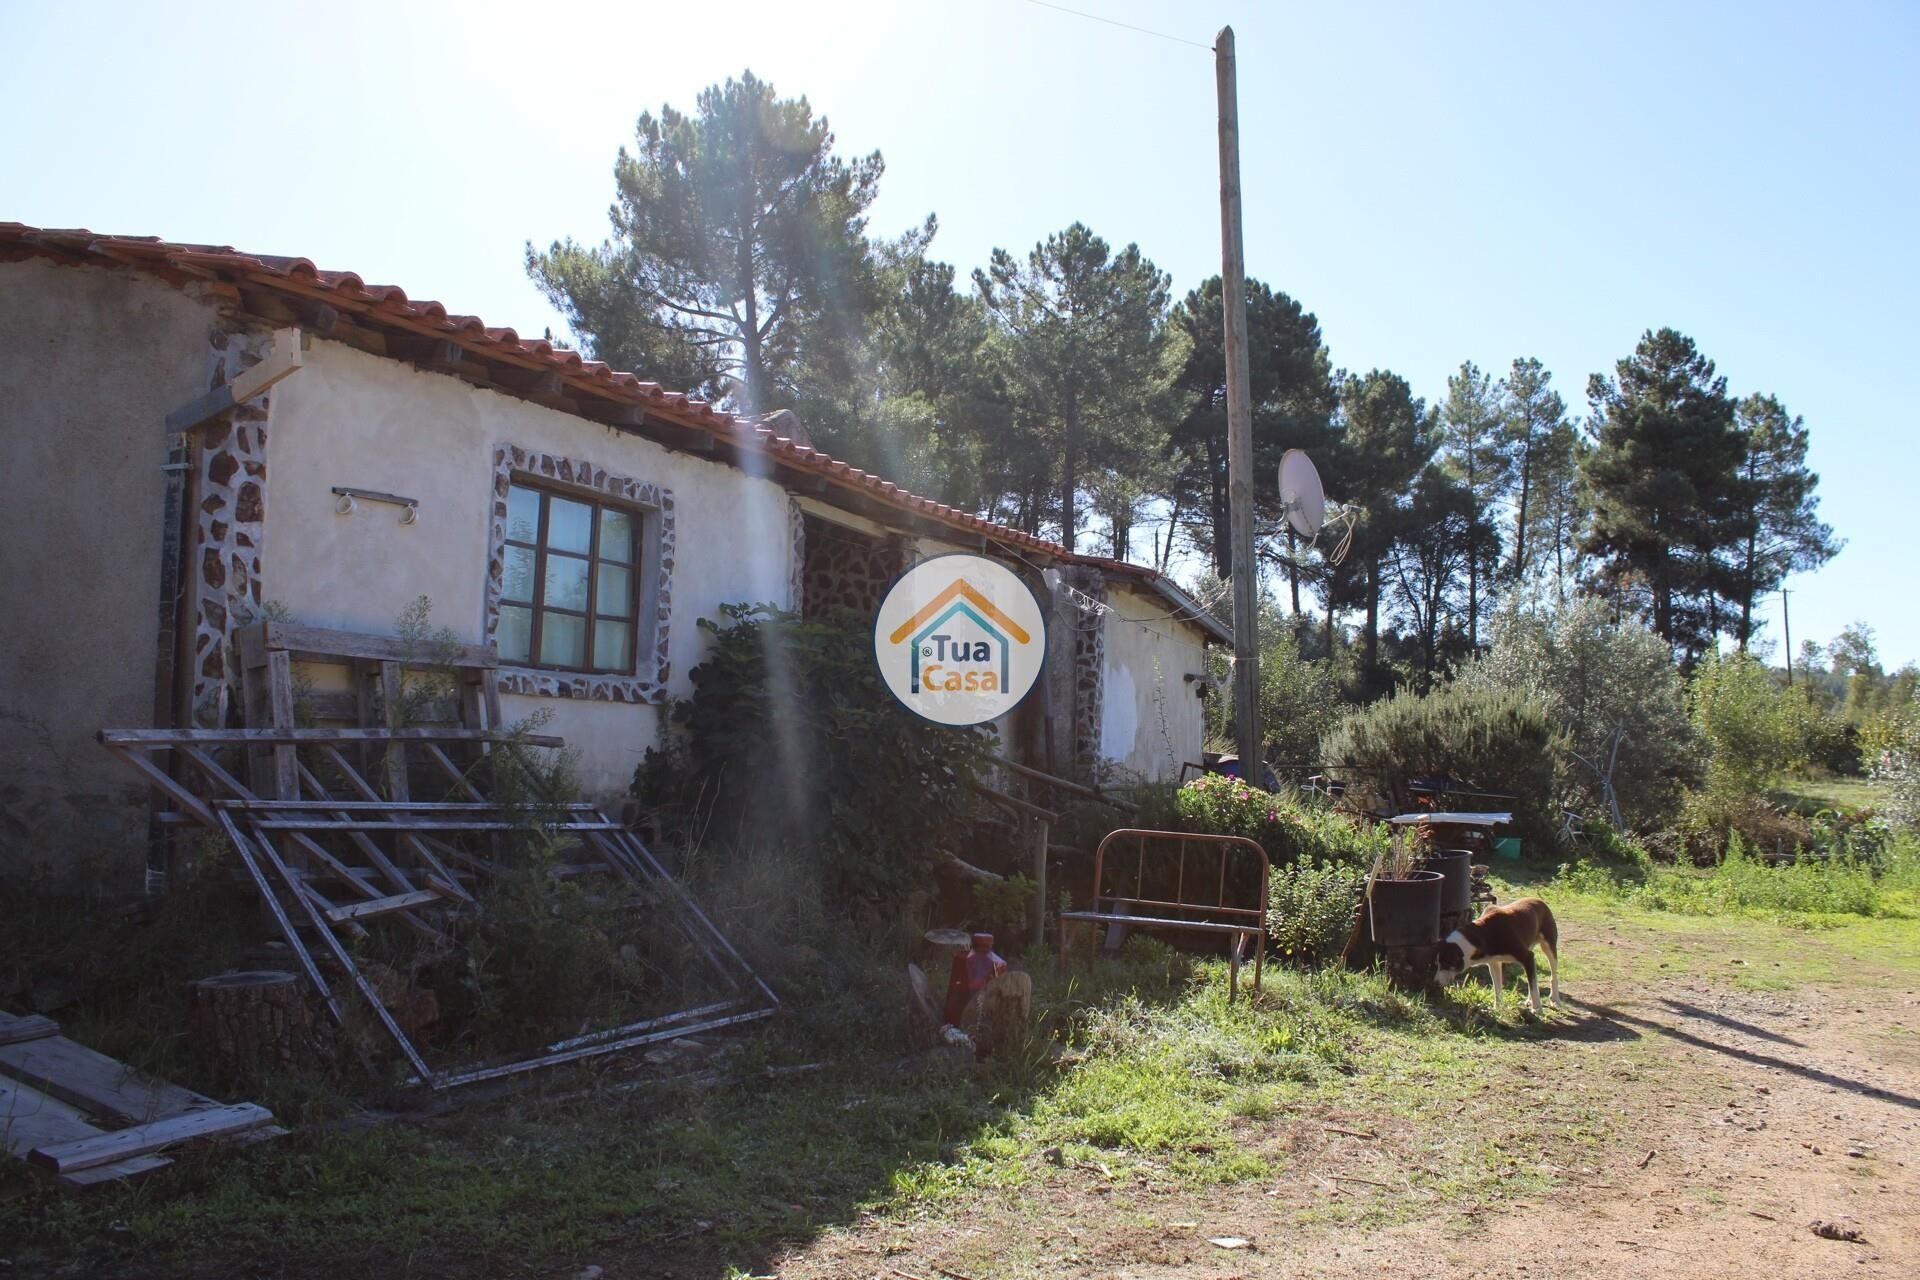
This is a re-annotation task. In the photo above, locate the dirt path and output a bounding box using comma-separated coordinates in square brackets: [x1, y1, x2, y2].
[777, 914, 1920, 1279]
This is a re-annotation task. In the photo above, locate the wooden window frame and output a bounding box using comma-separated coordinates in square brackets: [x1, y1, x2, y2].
[499, 481, 643, 675]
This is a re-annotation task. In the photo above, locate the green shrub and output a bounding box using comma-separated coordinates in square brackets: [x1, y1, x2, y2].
[1691, 651, 1806, 797]
[634, 604, 996, 900]
[1458, 599, 1699, 829]
[1320, 682, 1563, 841]
[1266, 860, 1364, 968]
[1173, 773, 1385, 868]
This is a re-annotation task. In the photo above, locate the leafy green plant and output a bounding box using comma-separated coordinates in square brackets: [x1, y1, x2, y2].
[1458, 598, 1700, 829]
[969, 872, 1034, 932]
[635, 603, 997, 901]
[1320, 682, 1563, 843]
[1173, 773, 1384, 868]
[1690, 650, 1808, 798]
[1266, 860, 1364, 967]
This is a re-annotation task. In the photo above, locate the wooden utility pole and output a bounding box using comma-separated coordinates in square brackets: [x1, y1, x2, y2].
[1781, 588, 1794, 687]
[1217, 25, 1260, 776]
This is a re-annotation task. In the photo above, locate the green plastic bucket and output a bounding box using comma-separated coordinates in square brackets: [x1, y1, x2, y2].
[1493, 836, 1522, 862]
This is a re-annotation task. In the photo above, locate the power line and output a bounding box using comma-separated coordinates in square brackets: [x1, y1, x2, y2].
[1019, 0, 1214, 52]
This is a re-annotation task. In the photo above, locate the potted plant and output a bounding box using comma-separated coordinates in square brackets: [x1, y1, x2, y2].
[1367, 832, 1444, 948]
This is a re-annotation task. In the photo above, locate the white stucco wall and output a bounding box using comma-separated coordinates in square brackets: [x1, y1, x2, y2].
[264, 339, 795, 802]
[1098, 585, 1212, 782]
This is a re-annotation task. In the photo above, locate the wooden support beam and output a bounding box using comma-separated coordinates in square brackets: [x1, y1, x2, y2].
[108, 747, 217, 827]
[323, 890, 444, 924]
[164, 328, 303, 432]
[967, 780, 1059, 823]
[101, 728, 561, 747]
[238, 620, 499, 670]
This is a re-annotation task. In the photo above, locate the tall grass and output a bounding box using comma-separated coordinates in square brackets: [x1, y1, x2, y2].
[1554, 830, 1920, 920]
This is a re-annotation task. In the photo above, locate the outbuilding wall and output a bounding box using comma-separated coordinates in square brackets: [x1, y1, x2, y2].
[262, 339, 796, 804]
[0, 259, 213, 889]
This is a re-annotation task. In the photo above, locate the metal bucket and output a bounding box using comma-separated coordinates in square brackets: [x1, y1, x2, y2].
[1367, 870, 1444, 947]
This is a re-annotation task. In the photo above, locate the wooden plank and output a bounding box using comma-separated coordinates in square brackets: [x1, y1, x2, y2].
[57, 1153, 174, 1187]
[379, 661, 410, 802]
[0, 1037, 210, 1126]
[265, 650, 299, 800]
[284, 832, 382, 899]
[256, 620, 498, 670]
[424, 742, 484, 801]
[100, 728, 563, 746]
[216, 813, 343, 1022]
[1, 1076, 99, 1156]
[0, 1014, 59, 1047]
[967, 780, 1059, 823]
[103, 747, 216, 827]
[323, 890, 442, 924]
[181, 745, 255, 801]
[481, 668, 504, 729]
[296, 760, 419, 893]
[250, 819, 627, 832]
[222, 799, 596, 812]
[29, 1103, 274, 1174]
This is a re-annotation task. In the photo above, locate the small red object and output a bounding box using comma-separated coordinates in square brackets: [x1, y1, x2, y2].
[942, 932, 1007, 1025]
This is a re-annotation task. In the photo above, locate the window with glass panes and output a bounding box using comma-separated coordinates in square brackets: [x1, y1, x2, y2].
[497, 483, 642, 672]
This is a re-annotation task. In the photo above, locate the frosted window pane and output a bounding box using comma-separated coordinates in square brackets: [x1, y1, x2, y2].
[502, 545, 535, 603]
[596, 564, 632, 617]
[598, 508, 636, 562]
[497, 605, 533, 663]
[540, 614, 586, 667]
[543, 555, 589, 610]
[506, 485, 541, 544]
[548, 496, 592, 553]
[593, 620, 632, 671]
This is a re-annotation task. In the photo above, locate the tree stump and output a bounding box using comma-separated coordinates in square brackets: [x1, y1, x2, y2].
[962, 971, 1033, 1059]
[191, 970, 335, 1079]
[905, 963, 942, 1051]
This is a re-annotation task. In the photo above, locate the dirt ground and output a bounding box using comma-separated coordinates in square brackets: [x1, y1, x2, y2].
[773, 912, 1920, 1279]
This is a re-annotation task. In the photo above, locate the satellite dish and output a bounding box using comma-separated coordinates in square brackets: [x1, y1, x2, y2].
[1278, 449, 1325, 537]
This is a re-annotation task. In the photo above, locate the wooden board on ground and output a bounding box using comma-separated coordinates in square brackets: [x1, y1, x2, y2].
[29, 1102, 274, 1174]
[1, 1077, 174, 1185]
[0, 1033, 213, 1125]
[0, 1013, 60, 1046]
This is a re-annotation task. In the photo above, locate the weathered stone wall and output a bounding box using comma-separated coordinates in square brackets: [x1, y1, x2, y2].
[799, 514, 903, 618]
[0, 259, 214, 889]
[190, 329, 276, 727]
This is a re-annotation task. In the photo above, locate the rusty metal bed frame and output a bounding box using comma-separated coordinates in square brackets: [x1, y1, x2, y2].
[1057, 828, 1270, 1000]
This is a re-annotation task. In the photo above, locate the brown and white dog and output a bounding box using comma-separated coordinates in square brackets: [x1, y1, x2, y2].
[1433, 897, 1560, 1013]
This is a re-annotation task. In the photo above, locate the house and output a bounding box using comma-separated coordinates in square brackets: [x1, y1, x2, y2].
[0, 225, 1229, 890]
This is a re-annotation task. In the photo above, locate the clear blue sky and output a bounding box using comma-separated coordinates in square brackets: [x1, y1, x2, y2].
[5, 1, 1914, 666]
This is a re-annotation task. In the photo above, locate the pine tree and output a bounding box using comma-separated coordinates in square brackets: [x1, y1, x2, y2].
[1729, 393, 1840, 649]
[974, 223, 1173, 550]
[1166, 277, 1337, 586]
[1497, 357, 1569, 585]
[1580, 328, 1745, 656]
[1324, 370, 1436, 681]
[1438, 362, 1510, 649]
[527, 72, 883, 421]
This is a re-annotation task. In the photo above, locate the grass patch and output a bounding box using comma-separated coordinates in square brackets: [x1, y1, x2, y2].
[1552, 830, 1920, 924]
[1773, 777, 1890, 816]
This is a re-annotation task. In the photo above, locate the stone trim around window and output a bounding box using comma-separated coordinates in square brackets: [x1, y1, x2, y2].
[486, 444, 674, 704]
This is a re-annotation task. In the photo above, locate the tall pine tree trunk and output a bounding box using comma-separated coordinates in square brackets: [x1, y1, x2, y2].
[1062, 389, 1079, 551]
[1512, 433, 1534, 582]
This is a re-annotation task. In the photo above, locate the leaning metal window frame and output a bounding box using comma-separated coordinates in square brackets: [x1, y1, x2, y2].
[485, 445, 674, 704]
